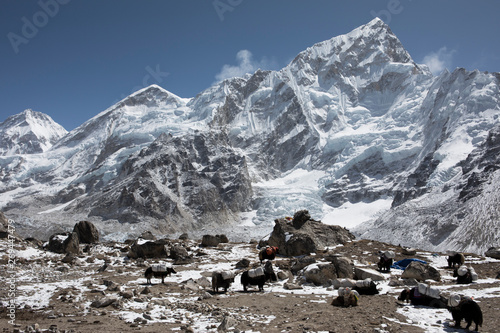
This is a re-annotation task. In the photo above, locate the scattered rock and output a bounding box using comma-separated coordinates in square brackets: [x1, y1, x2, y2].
[218, 315, 237, 332]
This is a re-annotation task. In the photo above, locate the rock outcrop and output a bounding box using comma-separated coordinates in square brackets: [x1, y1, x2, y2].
[266, 210, 355, 256]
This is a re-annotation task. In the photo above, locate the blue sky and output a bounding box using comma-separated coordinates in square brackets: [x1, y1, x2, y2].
[1, 0, 499, 130]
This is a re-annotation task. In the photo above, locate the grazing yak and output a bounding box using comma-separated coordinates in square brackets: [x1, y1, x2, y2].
[259, 246, 278, 263]
[447, 252, 465, 268]
[241, 261, 277, 292]
[448, 296, 483, 331]
[145, 264, 176, 284]
[211, 270, 235, 293]
[397, 286, 447, 308]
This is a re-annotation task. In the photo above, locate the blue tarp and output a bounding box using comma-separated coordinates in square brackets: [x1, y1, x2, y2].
[391, 258, 427, 270]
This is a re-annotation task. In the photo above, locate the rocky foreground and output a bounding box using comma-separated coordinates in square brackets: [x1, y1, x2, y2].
[1, 222, 500, 333]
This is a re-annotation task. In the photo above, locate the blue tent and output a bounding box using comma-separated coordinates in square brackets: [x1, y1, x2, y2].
[391, 258, 427, 270]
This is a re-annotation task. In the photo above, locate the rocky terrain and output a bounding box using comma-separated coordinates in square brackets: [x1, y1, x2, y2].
[1, 216, 500, 332]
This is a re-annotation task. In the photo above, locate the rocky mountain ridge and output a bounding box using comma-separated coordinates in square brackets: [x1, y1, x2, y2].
[1, 18, 499, 254]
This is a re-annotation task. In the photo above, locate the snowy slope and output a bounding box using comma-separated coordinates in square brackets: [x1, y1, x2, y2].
[1, 19, 500, 254]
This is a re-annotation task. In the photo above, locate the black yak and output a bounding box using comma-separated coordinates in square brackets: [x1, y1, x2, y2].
[397, 287, 447, 308]
[259, 246, 278, 263]
[241, 261, 277, 292]
[145, 265, 176, 284]
[352, 280, 379, 295]
[447, 252, 465, 268]
[448, 297, 483, 331]
[211, 271, 235, 293]
[377, 251, 395, 272]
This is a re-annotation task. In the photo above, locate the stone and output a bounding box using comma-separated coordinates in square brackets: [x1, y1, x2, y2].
[401, 261, 441, 282]
[201, 234, 229, 247]
[291, 256, 316, 274]
[485, 247, 500, 259]
[266, 211, 355, 256]
[128, 239, 169, 258]
[328, 255, 354, 279]
[284, 282, 303, 290]
[234, 258, 250, 269]
[218, 316, 237, 332]
[45, 232, 80, 255]
[303, 263, 337, 286]
[169, 244, 189, 260]
[354, 267, 385, 281]
[73, 221, 99, 244]
[91, 296, 118, 308]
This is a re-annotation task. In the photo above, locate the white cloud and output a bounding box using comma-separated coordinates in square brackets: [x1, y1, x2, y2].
[215, 50, 276, 82]
[422, 47, 456, 75]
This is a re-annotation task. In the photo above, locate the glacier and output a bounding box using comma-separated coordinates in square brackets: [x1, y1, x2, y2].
[1, 18, 499, 255]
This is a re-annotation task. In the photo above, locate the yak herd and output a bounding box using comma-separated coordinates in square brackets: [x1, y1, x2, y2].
[143, 244, 484, 331]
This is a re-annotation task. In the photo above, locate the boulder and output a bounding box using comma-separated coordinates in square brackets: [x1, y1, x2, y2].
[45, 232, 80, 255]
[73, 221, 99, 244]
[267, 211, 355, 256]
[290, 256, 316, 274]
[90, 296, 118, 308]
[485, 247, 500, 259]
[354, 267, 385, 281]
[128, 239, 169, 259]
[326, 255, 354, 279]
[169, 244, 189, 260]
[201, 234, 229, 247]
[401, 261, 441, 282]
[302, 263, 337, 286]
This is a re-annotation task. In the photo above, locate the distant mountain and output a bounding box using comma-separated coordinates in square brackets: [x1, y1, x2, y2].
[0, 109, 67, 155]
[1, 18, 499, 254]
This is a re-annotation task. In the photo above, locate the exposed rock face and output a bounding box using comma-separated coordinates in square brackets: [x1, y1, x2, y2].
[267, 211, 355, 256]
[73, 221, 99, 244]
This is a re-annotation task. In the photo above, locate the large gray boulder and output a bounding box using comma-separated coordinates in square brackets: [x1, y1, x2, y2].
[302, 263, 337, 286]
[354, 267, 385, 281]
[128, 239, 169, 259]
[401, 261, 441, 282]
[267, 211, 355, 256]
[45, 232, 80, 255]
[73, 221, 99, 244]
[201, 234, 229, 247]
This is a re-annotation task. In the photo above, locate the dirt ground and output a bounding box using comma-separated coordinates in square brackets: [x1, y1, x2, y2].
[1, 238, 500, 333]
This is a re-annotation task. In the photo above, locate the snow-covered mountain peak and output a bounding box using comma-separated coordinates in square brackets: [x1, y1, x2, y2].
[0, 109, 67, 156]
